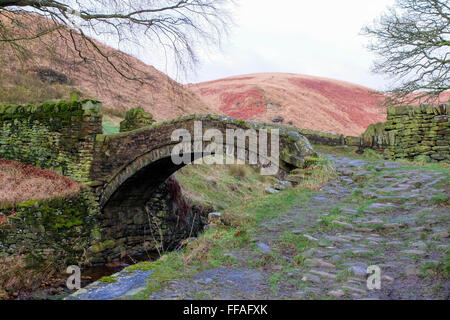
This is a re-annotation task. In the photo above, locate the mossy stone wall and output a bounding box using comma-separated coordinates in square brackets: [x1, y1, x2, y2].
[361, 104, 449, 162]
[93, 179, 207, 264]
[0, 100, 102, 182]
[0, 189, 100, 268]
[361, 122, 389, 149]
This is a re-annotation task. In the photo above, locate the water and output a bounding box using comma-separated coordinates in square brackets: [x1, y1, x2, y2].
[16, 251, 160, 300]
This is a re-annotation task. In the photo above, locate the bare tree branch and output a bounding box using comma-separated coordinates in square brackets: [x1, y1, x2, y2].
[0, 0, 233, 83]
[362, 0, 449, 105]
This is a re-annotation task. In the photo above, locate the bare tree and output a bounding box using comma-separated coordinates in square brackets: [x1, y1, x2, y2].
[0, 0, 233, 82]
[363, 0, 449, 105]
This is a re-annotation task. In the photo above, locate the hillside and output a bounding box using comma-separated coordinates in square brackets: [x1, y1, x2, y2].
[0, 14, 212, 122]
[0, 14, 391, 137]
[0, 159, 80, 210]
[1, 15, 447, 137]
[187, 73, 389, 136]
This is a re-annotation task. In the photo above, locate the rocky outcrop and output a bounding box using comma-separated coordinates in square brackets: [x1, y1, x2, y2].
[361, 122, 388, 149]
[35, 68, 69, 84]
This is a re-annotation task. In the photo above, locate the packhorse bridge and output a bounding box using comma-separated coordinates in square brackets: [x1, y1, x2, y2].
[0, 100, 316, 265]
[92, 114, 315, 209]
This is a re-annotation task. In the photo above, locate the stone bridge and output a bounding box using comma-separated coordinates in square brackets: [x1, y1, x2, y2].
[90, 114, 316, 212]
[87, 114, 317, 261]
[0, 101, 317, 263]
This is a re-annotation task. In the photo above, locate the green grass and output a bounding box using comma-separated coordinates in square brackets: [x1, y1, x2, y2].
[294, 156, 337, 190]
[102, 119, 120, 135]
[420, 250, 450, 279]
[98, 275, 118, 284]
[268, 272, 284, 294]
[248, 252, 279, 269]
[397, 160, 450, 173]
[127, 253, 197, 298]
[176, 158, 277, 211]
[431, 192, 450, 206]
[101, 110, 124, 135]
[317, 208, 351, 229]
[193, 292, 210, 300]
[279, 232, 313, 253]
[362, 148, 383, 159]
[336, 269, 353, 282]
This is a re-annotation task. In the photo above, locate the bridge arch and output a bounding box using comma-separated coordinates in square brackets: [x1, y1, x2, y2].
[90, 114, 316, 210]
[88, 115, 316, 260]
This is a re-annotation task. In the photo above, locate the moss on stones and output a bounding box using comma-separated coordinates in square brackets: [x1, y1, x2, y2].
[0, 189, 100, 267]
[119, 107, 156, 132]
[98, 276, 118, 283]
[0, 99, 102, 182]
[363, 104, 448, 162]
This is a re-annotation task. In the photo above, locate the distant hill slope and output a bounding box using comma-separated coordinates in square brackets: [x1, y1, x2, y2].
[2, 15, 447, 136]
[188, 73, 389, 136]
[0, 14, 212, 121]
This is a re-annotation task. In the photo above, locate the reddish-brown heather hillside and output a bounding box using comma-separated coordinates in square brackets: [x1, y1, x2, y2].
[2, 15, 447, 137]
[189, 73, 450, 136]
[188, 73, 389, 136]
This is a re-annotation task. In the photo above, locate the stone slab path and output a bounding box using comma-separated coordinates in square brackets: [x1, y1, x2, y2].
[71, 154, 450, 300]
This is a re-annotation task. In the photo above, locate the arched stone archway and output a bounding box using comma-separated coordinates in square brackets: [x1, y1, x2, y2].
[91, 114, 315, 206]
[88, 114, 316, 262]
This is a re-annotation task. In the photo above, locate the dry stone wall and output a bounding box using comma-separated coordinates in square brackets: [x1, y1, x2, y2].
[0, 100, 102, 182]
[361, 104, 449, 162]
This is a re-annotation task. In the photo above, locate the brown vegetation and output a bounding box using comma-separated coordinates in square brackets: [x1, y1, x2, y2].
[189, 73, 449, 136]
[0, 159, 80, 208]
[0, 13, 213, 120]
[0, 255, 58, 299]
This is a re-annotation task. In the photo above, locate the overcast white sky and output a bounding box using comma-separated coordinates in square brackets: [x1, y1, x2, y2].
[137, 0, 396, 90]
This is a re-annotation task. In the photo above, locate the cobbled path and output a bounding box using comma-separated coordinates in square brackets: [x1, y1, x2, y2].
[146, 155, 449, 300]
